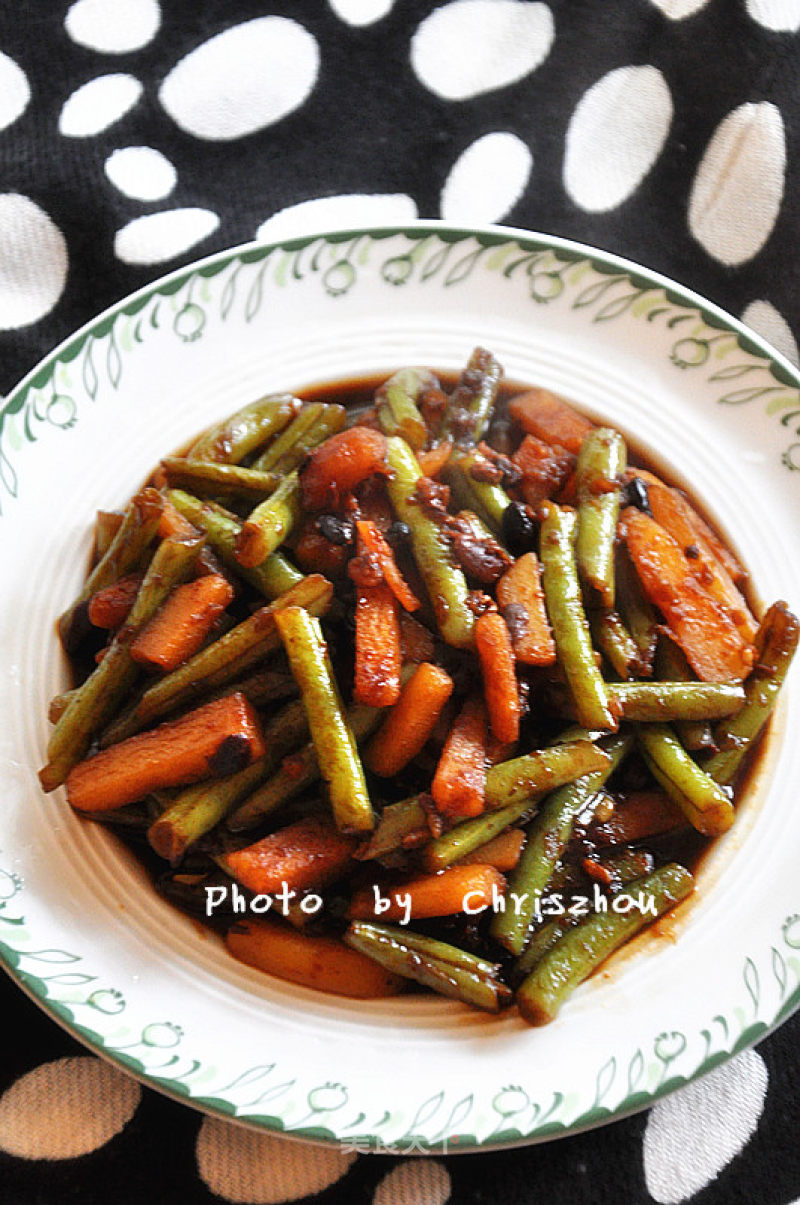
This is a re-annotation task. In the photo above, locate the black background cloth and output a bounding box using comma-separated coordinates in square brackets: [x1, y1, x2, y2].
[2, 2, 800, 1202]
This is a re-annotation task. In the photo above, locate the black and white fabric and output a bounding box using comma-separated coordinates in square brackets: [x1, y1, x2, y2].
[2, 2, 800, 1202]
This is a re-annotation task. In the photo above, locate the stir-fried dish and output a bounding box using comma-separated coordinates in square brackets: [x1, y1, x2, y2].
[39, 349, 798, 1025]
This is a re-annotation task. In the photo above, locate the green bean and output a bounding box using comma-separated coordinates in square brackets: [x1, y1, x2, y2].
[354, 796, 430, 860]
[274, 607, 374, 834]
[345, 922, 511, 1012]
[93, 510, 124, 559]
[637, 723, 735, 836]
[616, 547, 658, 675]
[444, 448, 512, 535]
[102, 574, 333, 745]
[187, 393, 300, 463]
[705, 600, 800, 785]
[512, 848, 656, 983]
[440, 347, 503, 445]
[516, 863, 694, 1025]
[421, 796, 539, 872]
[227, 703, 381, 831]
[57, 487, 164, 653]
[608, 681, 745, 723]
[590, 610, 641, 680]
[485, 736, 612, 810]
[540, 502, 616, 730]
[250, 403, 346, 473]
[375, 367, 433, 451]
[40, 532, 205, 791]
[160, 457, 280, 501]
[234, 470, 302, 569]
[385, 436, 475, 649]
[575, 428, 626, 609]
[167, 489, 302, 599]
[148, 699, 309, 862]
[490, 733, 631, 954]
[655, 637, 714, 751]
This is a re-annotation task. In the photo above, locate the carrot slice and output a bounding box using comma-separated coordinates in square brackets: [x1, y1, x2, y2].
[65, 691, 265, 812]
[225, 919, 404, 998]
[512, 435, 576, 507]
[130, 574, 234, 672]
[475, 611, 521, 744]
[223, 815, 357, 895]
[354, 581, 401, 707]
[300, 426, 388, 510]
[508, 388, 594, 454]
[349, 863, 505, 921]
[627, 471, 757, 643]
[366, 662, 454, 777]
[355, 519, 420, 612]
[417, 439, 453, 479]
[496, 552, 557, 666]
[587, 790, 687, 846]
[431, 694, 488, 818]
[622, 507, 754, 682]
[87, 573, 144, 630]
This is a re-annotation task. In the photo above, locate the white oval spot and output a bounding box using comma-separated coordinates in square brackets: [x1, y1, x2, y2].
[688, 101, 786, 266]
[643, 1049, 768, 1203]
[159, 18, 319, 141]
[105, 146, 176, 201]
[564, 65, 673, 213]
[0, 1057, 141, 1159]
[196, 1118, 356, 1203]
[59, 74, 143, 138]
[745, 0, 800, 29]
[0, 51, 29, 132]
[648, 0, 711, 16]
[373, 1160, 451, 1205]
[411, 0, 554, 101]
[0, 194, 68, 329]
[441, 131, 532, 224]
[64, 0, 160, 53]
[741, 299, 799, 364]
[256, 192, 417, 242]
[114, 208, 219, 265]
[328, 0, 394, 25]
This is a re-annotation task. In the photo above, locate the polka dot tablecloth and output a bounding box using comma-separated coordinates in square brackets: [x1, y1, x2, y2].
[2, 2, 800, 1202]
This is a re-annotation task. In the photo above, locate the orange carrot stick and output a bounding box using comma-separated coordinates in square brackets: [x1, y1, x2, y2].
[629, 474, 757, 643]
[508, 388, 594, 454]
[475, 611, 520, 744]
[622, 507, 754, 682]
[354, 582, 402, 707]
[225, 919, 404, 998]
[300, 426, 389, 510]
[587, 790, 687, 846]
[65, 691, 265, 812]
[130, 574, 234, 672]
[349, 863, 505, 921]
[512, 435, 576, 507]
[431, 694, 488, 818]
[366, 662, 454, 777]
[87, 573, 144, 629]
[222, 815, 357, 895]
[496, 552, 557, 666]
[355, 518, 420, 611]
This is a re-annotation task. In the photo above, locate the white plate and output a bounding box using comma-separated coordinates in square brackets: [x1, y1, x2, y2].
[2, 223, 800, 1154]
